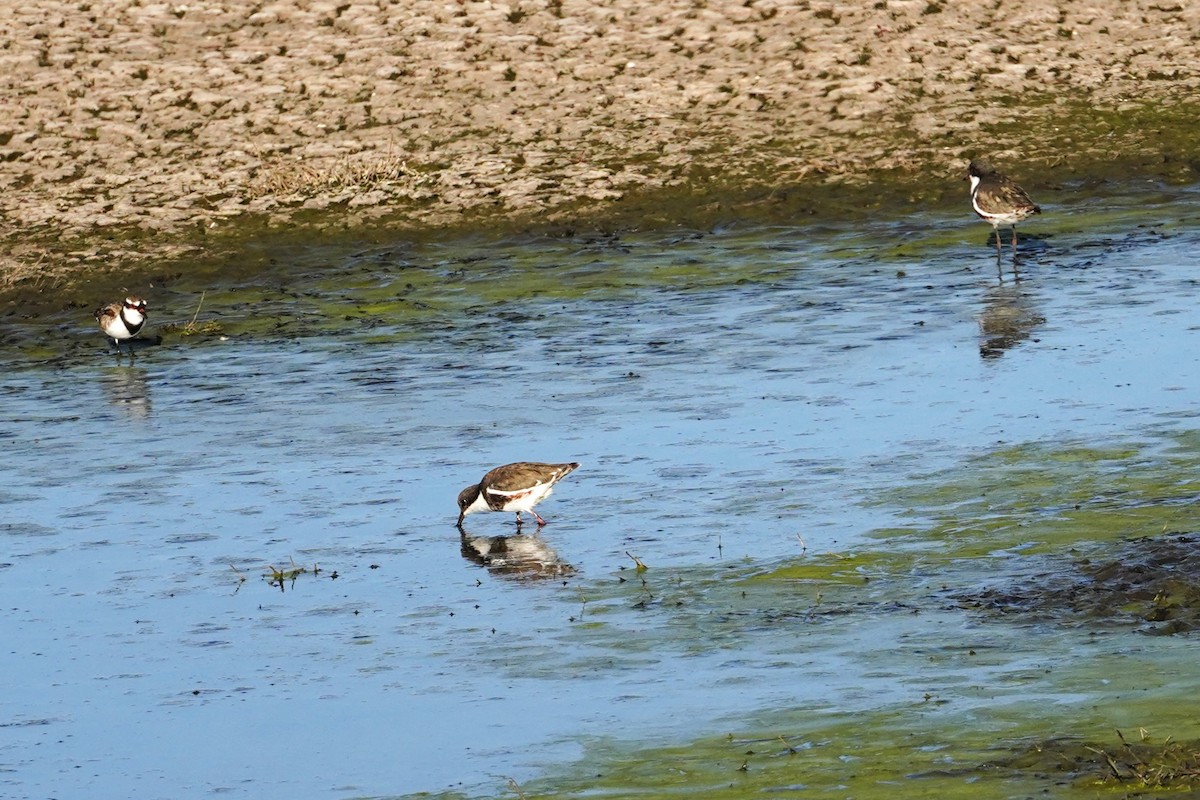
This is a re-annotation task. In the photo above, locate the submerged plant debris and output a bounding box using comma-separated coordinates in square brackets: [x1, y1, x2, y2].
[959, 730, 1200, 791]
[947, 532, 1200, 634]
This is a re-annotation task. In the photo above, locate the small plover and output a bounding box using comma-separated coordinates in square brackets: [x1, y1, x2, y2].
[95, 296, 148, 348]
[457, 462, 581, 528]
[968, 158, 1041, 256]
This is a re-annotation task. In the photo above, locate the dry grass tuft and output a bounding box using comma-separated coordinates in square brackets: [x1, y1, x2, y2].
[161, 291, 225, 336]
[1088, 729, 1200, 788]
[977, 729, 1200, 790]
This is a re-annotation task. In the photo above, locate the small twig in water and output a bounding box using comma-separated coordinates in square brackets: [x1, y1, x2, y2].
[229, 563, 247, 594]
[505, 776, 528, 799]
[1085, 745, 1125, 781]
[189, 291, 206, 327]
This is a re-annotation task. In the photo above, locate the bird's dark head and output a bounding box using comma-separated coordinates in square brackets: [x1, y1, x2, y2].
[457, 485, 479, 527]
[967, 158, 996, 179]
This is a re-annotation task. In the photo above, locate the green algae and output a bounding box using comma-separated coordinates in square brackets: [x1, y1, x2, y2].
[10, 127, 1200, 352]
[27, 169, 1192, 361]
[13, 224, 821, 357]
[579, 726, 1200, 800]
[433, 716, 1200, 800]
[868, 436, 1200, 557]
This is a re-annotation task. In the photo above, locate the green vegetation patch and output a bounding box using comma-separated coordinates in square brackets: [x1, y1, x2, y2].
[459, 726, 1200, 800]
[867, 436, 1200, 558]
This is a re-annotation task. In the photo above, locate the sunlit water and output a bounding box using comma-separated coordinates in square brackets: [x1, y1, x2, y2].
[3, 181, 1200, 798]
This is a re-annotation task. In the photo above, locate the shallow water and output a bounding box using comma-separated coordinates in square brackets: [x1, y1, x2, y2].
[3, 180, 1200, 798]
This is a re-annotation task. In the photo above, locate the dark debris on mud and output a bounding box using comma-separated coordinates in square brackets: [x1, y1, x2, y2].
[948, 533, 1200, 635]
[961, 731, 1200, 793]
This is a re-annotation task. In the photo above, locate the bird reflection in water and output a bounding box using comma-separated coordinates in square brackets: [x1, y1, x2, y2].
[100, 365, 152, 419]
[978, 280, 1046, 360]
[459, 530, 575, 580]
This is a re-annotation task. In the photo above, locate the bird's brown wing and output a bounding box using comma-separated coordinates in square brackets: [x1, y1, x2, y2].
[482, 462, 578, 493]
[977, 177, 1040, 215]
[94, 302, 120, 322]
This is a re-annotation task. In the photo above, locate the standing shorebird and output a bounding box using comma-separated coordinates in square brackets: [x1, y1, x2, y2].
[94, 296, 148, 351]
[968, 158, 1041, 256]
[457, 462, 581, 528]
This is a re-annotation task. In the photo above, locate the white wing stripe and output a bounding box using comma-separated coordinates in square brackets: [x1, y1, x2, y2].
[487, 485, 543, 497]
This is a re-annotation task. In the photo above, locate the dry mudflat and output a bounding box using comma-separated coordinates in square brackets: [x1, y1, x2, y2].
[2, 0, 1199, 296]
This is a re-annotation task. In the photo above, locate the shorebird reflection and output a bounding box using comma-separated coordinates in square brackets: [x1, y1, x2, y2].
[459, 530, 575, 580]
[100, 365, 152, 419]
[978, 280, 1045, 360]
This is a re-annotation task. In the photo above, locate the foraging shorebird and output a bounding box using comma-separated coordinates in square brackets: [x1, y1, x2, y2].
[968, 158, 1041, 256]
[457, 462, 581, 528]
[94, 296, 148, 348]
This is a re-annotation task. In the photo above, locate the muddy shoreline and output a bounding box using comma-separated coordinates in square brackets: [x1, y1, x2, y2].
[3, 0, 1200, 302]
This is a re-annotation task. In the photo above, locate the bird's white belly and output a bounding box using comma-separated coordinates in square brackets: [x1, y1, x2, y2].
[102, 319, 133, 339]
[489, 484, 553, 512]
[970, 193, 1023, 228]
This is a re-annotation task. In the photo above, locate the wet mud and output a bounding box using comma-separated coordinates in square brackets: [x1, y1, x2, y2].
[5, 1, 1200, 294]
[950, 533, 1200, 635]
[958, 731, 1200, 791]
